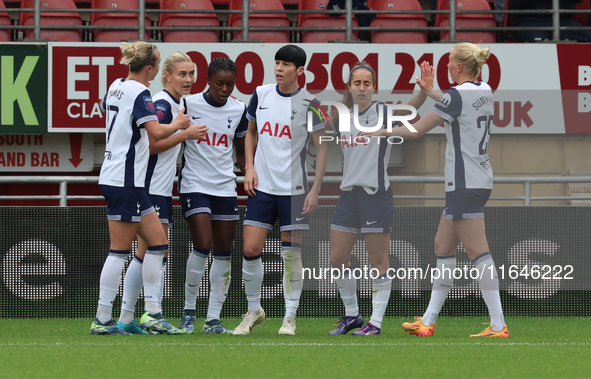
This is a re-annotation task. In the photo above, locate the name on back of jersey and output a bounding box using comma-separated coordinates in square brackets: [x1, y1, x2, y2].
[260, 122, 291, 139]
[109, 88, 123, 100]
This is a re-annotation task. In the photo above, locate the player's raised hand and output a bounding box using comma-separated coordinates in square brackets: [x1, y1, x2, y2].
[243, 168, 258, 197]
[302, 191, 318, 215]
[175, 107, 190, 130]
[416, 61, 434, 91]
[185, 124, 208, 140]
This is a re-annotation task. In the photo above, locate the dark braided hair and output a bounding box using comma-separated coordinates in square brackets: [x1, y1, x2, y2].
[207, 57, 237, 79]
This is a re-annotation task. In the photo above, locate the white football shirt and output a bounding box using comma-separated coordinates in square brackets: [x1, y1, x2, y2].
[144, 89, 183, 197]
[432, 81, 494, 191]
[99, 78, 158, 188]
[246, 84, 323, 196]
[178, 92, 248, 197]
[332, 101, 391, 194]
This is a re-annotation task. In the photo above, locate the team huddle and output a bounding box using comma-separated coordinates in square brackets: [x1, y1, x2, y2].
[90, 41, 508, 338]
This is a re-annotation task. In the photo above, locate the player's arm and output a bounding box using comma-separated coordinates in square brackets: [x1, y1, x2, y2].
[302, 128, 328, 215]
[148, 123, 208, 155]
[243, 120, 258, 197]
[416, 61, 442, 101]
[395, 61, 435, 115]
[233, 136, 246, 175]
[144, 108, 191, 141]
[364, 111, 443, 140]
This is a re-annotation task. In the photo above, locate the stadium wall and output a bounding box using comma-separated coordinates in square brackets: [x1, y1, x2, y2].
[1, 206, 589, 318]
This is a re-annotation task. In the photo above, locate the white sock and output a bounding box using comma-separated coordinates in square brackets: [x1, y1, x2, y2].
[369, 274, 391, 329]
[96, 250, 129, 324]
[206, 252, 231, 321]
[335, 269, 358, 317]
[422, 255, 457, 325]
[119, 255, 143, 325]
[159, 257, 167, 303]
[242, 254, 263, 311]
[282, 243, 303, 319]
[184, 248, 208, 311]
[474, 253, 505, 331]
[143, 244, 167, 314]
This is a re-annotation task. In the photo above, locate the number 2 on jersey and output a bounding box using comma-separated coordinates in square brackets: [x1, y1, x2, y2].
[477, 115, 492, 155]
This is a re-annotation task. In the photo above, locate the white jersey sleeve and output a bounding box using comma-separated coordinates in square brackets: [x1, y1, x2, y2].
[99, 78, 157, 188]
[178, 93, 248, 196]
[144, 90, 183, 197]
[432, 82, 494, 191]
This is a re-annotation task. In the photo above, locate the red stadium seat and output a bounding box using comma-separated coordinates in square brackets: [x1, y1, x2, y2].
[228, 0, 290, 42]
[0, 1, 12, 41]
[368, 0, 427, 43]
[159, 0, 219, 42]
[574, 0, 590, 26]
[436, 0, 496, 43]
[20, 0, 83, 41]
[298, 0, 358, 42]
[91, 0, 151, 42]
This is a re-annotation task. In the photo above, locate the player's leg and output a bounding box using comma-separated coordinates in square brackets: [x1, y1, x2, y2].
[403, 215, 459, 337]
[352, 189, 394, 335]
[91, 185, 146, 335]
[276, 193, 308, 335]
[91, 219, 138, 335]
[176, 193, 213, 333]
[232, 225, 268, 335]
[454, 217, 507, 337]
[233, 191, 274, 335]
[202, 196, 240, 334]
[448, 188, 507, 337]
[352, 232, 390, 335]
[136, 211, 181, 334]
[328, 229, 363, 334]
[118, 195, 172, 334]
[329, 189, 364, 335]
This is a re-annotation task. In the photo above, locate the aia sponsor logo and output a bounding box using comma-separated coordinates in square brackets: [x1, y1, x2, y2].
[197, 132, 229, 147]
[260, 122, 291, 139]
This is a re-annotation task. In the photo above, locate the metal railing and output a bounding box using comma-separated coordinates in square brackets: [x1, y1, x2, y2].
[2, 0, 590, 42]
[2, 175, 591, 207]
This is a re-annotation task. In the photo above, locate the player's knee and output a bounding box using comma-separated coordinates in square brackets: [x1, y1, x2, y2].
[243, 244, 262, 258]
[434, 239, 452, 256]
[193, 239, 212, 252]
[330, 255, 349, 269]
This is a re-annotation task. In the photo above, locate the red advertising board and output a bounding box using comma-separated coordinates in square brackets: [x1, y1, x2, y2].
[49, 45, 128, 132]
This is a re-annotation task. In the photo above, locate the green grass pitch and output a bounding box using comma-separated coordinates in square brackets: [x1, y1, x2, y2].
[0, 317, 589, 379]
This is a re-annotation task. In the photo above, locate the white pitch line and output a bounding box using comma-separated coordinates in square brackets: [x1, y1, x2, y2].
[0, 342, 588, 347]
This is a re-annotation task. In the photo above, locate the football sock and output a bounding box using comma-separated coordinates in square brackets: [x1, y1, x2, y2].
[206, 251, 232, 322]
[242, 253, 263, 311]
[96, 249, 129, 324]
[335, 269, 358, 317]
[159, 257, 167, 303]
[119, 254, 143, 325]
[282, 242, 303, 319]
[184, 247, 208, 311]
[474, 252, 505, 331]
[143, 244, 167, 315]
[422, 255, 457, 325]
[369, 273, 391, 329]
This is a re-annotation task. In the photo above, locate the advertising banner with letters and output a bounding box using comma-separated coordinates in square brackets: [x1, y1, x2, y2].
[0, 133, 93, 172]
[47, 42, 590, 134]
[0, 43, 47, 135]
